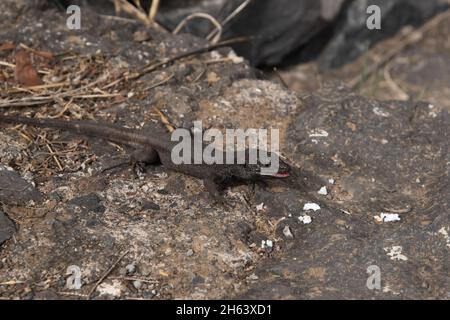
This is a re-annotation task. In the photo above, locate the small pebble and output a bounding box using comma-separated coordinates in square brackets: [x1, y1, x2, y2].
[299, 215, 312, 224]
[318, 186, 328, 195]
[256, 203, 265, 211]
[261, 239, 273, 249]
[303, 203, 321, 212]
[126, 264, 136, 275]
[143, 291, 155, 299]
[283, 226, 294, 239]
[246, 274, 259, 281]
[133, 280, 142, 290]
[374, 213, 401, 223]
[186, 249, 194, 256]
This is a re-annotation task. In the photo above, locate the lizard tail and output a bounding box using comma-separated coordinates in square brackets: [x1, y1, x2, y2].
[0, 115, 67, 129]
[0, 114, 170, 151]
[0, 115, 144, 148]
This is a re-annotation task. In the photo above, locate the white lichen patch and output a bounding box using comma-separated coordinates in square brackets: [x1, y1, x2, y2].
[382, 285, 400, 295]
[309, 129, 329, 138]
[374, 213, 401, 223]
[261, 239, 273, 249]
[438, 227, 450, 248]
[373, 107, 390, 117]
[283, 226, 294, 239]
[97, 280, 124, 297]
[256, 203, 266, 212]
[227, 50, 244, 64]
[318, 186, 328, 195]
[303, 203, 321, 212]
[298, 215, 312, 224]
[428, 104, 438, 118]
[0, 165, 14, 171]
[384, 246, 408, 261]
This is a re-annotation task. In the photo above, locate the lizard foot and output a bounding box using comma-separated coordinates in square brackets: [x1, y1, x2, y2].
[99, 159, 130, 175]
[131, 160, 147, 178]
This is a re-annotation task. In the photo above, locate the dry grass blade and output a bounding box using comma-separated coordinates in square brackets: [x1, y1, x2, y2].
[153, 106, 175, 132]
[88, 250, 130, 299]
[148, 0, 160, 22]
[383, 62, 409, 100]
[1, 37, 248, 110]
[0, 60, 50, 78]
[19, 43, 53, 59]
[207, 0, 252, 41]
[348, 9, 450, 89]
[45, 142, 63, 171]
[111, 0, 164, 29]
[0, 280, 26, 285]
[102, 36, 248, 89]
[0, 99, 53, 108]
[173, 12, 223, 44]
[113, 0, 149, 25]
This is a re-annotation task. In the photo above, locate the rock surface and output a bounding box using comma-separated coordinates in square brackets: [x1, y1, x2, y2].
[241, 84, 450, 298]
[0, 1, 448, 299]
[157, 0, 448, 68]
[318, 0, 449, 69]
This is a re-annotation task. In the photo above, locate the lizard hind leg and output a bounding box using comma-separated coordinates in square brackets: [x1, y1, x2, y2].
[203, 178, 234, 208]
[99, 158, 131, 175]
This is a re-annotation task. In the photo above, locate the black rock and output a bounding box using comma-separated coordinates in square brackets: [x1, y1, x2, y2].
[157, 0, 448, 69]
[157, 0, 338, 67]
[0, 211, 16, 245]
[0, 169, 43, 205]
[317, 0, 449, 69]
[68, 193, 105, 214]
[142, 201, 161, 211]
[223, 0, 336, 67]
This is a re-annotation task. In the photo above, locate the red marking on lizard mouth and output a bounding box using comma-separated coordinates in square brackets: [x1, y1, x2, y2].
[273, 172, 290, 178]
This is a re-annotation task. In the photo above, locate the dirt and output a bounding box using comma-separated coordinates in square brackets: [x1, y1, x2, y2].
[0, 2, 448, 299]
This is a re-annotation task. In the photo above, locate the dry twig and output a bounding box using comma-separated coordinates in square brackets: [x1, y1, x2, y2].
[88, 250, 130, 299]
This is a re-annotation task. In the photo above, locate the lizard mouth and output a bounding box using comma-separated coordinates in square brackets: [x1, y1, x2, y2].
[273, 172, 290, 178]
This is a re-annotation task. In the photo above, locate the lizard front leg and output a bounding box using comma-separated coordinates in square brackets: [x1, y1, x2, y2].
[101, 147, 159, 175]
[130, 147, 160, 175]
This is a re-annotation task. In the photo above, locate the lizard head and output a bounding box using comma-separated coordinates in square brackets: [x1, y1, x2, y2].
[234, 150, 291, 180]
[257, 155, 291, 178]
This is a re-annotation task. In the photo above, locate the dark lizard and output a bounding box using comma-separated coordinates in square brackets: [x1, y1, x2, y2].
[0, 115, 291, 202]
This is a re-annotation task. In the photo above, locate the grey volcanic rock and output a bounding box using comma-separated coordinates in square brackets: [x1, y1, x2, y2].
[157, 0, 341, 67]
[158, 0, 448, 68]
[48, 1, 448, 68]
[318, 0, 449, 69]
[222, 0, 331, 67]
